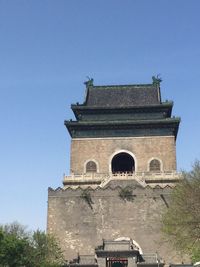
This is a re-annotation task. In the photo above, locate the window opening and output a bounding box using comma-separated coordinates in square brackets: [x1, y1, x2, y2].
[86, 161, 97, 173]
[149, 159, 161, 172]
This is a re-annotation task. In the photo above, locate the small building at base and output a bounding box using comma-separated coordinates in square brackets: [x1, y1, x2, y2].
[69, 239, 164, 267]
[67, 239, 191, 267]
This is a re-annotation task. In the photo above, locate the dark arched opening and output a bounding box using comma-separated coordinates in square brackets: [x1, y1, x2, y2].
[86, 161, 97, 173]
[112, 262, 124, 267]
[107, 258, 128, 267]
[149, 159, 161, 172]
[111, 152, 135, 173]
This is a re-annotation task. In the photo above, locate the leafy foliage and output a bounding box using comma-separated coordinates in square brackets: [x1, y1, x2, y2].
[0, 222, 31, 267]
[119, 187, 135, 202]
[31, 230, 64, 267]
[0, 222, 64, 267]
[162, 161, 200, 263]
[81, 190, 94, 209]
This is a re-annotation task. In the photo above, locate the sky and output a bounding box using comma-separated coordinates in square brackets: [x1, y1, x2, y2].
[0, 0, 200, 231]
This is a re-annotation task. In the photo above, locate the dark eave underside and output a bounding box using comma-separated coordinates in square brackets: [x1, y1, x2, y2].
[95, 250, 139, 257]
[65, 118, 180, 139]
[65, 118, 180, 127]
[71, 103, 173, 119]
[72, 102, 173, 110]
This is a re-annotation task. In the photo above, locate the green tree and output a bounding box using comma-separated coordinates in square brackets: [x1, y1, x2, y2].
[0, 222, 31, 267]
[0, 222, 64, 267]
[31, 230, 64, 267]
[162, 161, 200, 263]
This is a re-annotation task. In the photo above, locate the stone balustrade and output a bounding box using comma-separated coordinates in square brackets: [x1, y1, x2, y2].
[63, 171, 181, 188]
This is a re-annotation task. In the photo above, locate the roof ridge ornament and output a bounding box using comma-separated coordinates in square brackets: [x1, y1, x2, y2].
[84, 76, 94, 88]
[152, 75, 162, 86]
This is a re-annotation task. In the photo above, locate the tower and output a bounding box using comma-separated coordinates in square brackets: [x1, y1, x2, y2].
[47, 77, 181, 264]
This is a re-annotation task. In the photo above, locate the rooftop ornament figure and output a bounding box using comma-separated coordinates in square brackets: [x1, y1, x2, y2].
[152, 75, 162, 86]
[84, 76, 94, 88]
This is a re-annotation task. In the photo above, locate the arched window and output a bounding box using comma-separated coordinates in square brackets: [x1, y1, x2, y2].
[111, 152, 135, 173]
[149, 159, 161, 172]
[86, 161, 97, 173]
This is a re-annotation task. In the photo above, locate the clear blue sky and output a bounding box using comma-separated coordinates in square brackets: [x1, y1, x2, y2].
[1, 0, 200, 230]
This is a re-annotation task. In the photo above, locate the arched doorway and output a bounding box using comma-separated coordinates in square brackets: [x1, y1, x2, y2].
[106, 258, 128, 267]
[112, 262, 124, 267]
[111, 152, 135, 173]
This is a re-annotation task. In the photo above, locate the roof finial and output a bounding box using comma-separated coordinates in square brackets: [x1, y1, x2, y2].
[84, 76, 94, 88]
[152, 74, 162, 86]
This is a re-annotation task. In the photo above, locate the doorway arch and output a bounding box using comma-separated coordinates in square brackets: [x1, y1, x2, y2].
[111, 152, 135, 173]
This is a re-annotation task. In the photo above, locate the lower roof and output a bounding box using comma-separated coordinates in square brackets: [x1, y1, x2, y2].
[65, 118, 180, 139]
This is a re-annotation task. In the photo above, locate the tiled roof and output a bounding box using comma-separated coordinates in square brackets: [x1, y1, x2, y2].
[85, 84, 160, 107]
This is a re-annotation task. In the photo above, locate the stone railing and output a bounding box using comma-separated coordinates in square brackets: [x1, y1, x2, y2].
[136, 171, 181, 181]
[63, 171, 181, 187]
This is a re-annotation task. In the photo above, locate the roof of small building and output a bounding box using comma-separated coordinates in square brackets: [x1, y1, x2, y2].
[84, 83, 161, 108]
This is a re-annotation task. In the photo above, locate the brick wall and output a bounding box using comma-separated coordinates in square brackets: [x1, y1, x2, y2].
[47, 185, 186, 264]
[70, 136, 176, 174]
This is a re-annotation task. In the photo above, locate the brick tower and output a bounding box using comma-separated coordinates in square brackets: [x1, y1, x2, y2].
[47, 77, 181, 264]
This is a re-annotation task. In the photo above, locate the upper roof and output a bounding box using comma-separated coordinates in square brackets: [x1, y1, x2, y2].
[65, 77, 180, 139]
[84, 77, 161, 108]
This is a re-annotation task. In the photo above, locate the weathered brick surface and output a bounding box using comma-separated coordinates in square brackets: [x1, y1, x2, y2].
[47, 185, 185, 264]
[70, 136, 176, 174]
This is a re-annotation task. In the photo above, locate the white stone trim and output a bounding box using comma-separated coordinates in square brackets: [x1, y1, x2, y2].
[147, 157, 163, 172]
[109, 149, 137, 173]
[72, 136, 174, 141]
[131, 239, 143, 254]
[84, 159, 99, 173]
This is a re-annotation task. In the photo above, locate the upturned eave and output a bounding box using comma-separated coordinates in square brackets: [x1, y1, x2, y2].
[71, 102, 173, 120]
[65, 117, 180, 139]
